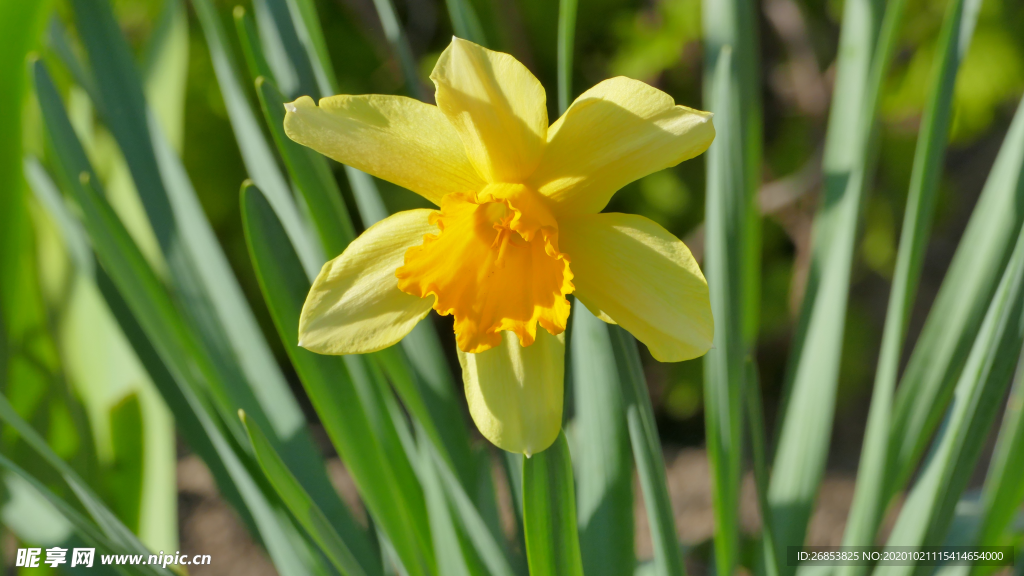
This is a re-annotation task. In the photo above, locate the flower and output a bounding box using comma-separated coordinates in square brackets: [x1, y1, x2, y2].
[285, 37, 715, 456]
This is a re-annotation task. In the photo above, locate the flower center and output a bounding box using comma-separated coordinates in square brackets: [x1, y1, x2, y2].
[395, 183, 574, 354]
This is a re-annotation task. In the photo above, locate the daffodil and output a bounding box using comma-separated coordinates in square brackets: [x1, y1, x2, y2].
[286, 37, 715, 456]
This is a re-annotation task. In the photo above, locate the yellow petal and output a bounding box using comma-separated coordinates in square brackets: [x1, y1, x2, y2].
[558, 213, 713, 362]
[431, 37, 547, 183]
[528, 77, 715, 216]
[284, 94, 486, 205]
[458, 329, 564, 456]
[298, 209, 436, 354]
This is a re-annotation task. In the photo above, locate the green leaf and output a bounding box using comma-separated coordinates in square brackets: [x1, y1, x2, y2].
[240, 182, 435, 576]
[368, 0, 425, 99]
[878, 201, 1024, 576]
[234, 6, 278, 86]
[769, 0, 903, 557]
[972, 356, 1024, 554]
[702, 0, 762, 569]
[0, 453, 170, 576]
[701, 44, 746, 576]
[571, 306, 634, 576]
[745, 360, 780, 576]
[251, 0, 319, 99]
[67, 0, 353, 537]
[611, 327, 685, 576]
[444, 0, 488, 47]
[189, 0, 324, 275]
[428, 444, 519, 576]
[838, 0, 983, 565]
[888, 99, 1024, 499]
[241, 410, 373, 576]
[0, 393, 163, 574]
[34, 61, 327, 576]
[556, 0, 578, 114]
[104, 394, 144, 533]
[281, 0, 339, 96]
[522, 430, 584, 576]
[702, 0, 762, 345]
[141, 0, 190, 152]
[0, 0, 55, 499]
[255, 75, 356, 255]
[371, 345, 475, 490]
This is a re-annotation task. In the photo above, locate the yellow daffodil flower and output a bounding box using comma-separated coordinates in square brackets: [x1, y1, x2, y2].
[285, 37, 715, 456]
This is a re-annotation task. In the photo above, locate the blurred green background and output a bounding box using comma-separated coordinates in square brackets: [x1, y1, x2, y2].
[155, 0, 1023, 444]
[3, 0, 1024, 568]
[20, 0, 1024, 457]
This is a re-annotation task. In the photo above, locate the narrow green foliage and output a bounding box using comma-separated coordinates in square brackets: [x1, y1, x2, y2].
[241, 410, 375, 576]
[879, 212, 1024, 576]
[235, 6, 278, 86]
[888, 101, 1024, 500]
[369, 0, 425, 99]
[839, 0, 982, 564]
[769, 0, 900, 557]
[35, 60, 329, 576]
[702, 45, 746, 576]
[0, 454, 170, 576]
[611, 327, 685, 576]
[105, 394, 144, 532]
[556, 0, 578, 114]
[372, 345, 476, 490]
[445, 0, 488, 47]
[255, 76, 356, 255]
[281, 0, 340, 97]
[702, 0, 762, 569]
[556, 4, 633, 574]
[702, 0, 762, 344]
[745, 361, 780, 576]
[69, 0, 323, 446]
[190, 0, 322, 272]
[251, 0, 320, 99]
[522, 431, 584, 576]
[424, 442, 518, 576]
[571, 306, 634, 576]
[972, 356, 1024, 560]
[0, 393, 162, 571]
[240, 182, 435, 576]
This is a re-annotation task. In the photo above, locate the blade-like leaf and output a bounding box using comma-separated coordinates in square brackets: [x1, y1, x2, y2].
[240, 182, 435, 576]
[368, 0, 425, 99]
[971, 353, 1024, 561]
[556, 0, 578, 114]
[769, 0, 902, 557]
[571, 306, 634, 576]
[34, 61, 326, 576]
[255, 75, 356, 255]
[701, 44, 747, 576]
[0, 393, 163, 573]
[878, 208, 1024, 576]
[888, 96, 1024, 496]
[838, 0, 983, 565]
[0, 453, 171, 576]
[251, 0, 319, 99]
[444, 0, 488, 47]
[611, 327, 685, 576]
[428, 444, 518, 576]
[189, 0, 323, 274]
[234, 6, 278, 86]
[522, 431, 584, 576]
[241, 410, 373, 576]
[702, 0, 762, 345]
[38, 16, 346, 523]
[745, 360, 780, 576]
